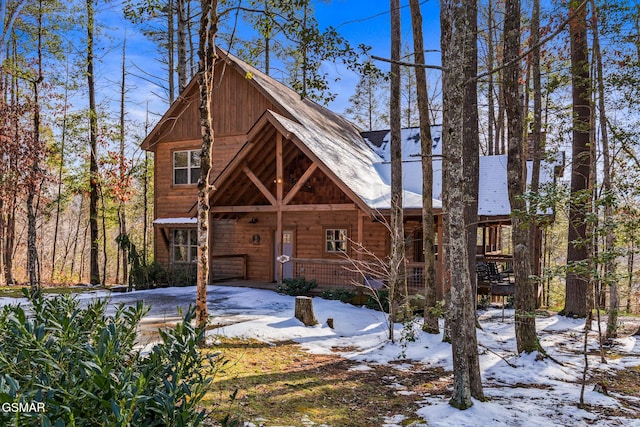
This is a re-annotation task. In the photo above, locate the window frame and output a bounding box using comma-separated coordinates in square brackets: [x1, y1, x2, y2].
[173, 149, 201, 185]
[324, 227, 349, 255]
[172, 228, 198, 264]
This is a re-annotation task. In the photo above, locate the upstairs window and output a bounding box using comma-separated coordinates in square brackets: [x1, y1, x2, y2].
[325, 228, 348, 253]
[173, 229, 197, 263]
[173, 150, 200, 185]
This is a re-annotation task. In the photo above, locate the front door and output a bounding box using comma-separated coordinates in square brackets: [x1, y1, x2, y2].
[275, 230, 294, 280]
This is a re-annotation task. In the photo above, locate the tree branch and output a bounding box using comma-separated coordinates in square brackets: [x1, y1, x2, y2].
[371, 54, 442, 70]
[473, 0, 589, 82]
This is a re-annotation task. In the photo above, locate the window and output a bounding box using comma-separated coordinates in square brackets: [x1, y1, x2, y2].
[173, 150, 200, 185]
[325, 228, 348, 253]
[173, 229, 197, 263]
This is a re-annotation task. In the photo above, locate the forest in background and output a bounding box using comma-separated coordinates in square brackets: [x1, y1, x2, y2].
[0, 0, 639, 317]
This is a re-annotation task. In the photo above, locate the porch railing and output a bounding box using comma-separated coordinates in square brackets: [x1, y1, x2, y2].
[290, 258, 433, 293]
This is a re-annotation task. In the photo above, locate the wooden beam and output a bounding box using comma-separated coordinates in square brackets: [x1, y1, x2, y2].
[281, 203, 357, 212]
[276, 133, 283, 284]
[210, 205, 277, 213]
[243, 165, 277, 205]
[209, 203, 359, 213]
[282, 163, 318, 205]
[357, 212, 364, 261]
[276, 134, 283, 204]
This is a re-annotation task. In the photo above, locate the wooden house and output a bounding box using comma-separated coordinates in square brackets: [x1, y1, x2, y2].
[141, 51, 561, 299]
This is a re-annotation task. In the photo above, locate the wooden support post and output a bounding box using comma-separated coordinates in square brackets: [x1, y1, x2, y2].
[294, 296, 318, 326]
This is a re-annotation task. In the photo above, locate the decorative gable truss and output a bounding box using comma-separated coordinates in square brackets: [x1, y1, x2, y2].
[210, 110, 361, 216]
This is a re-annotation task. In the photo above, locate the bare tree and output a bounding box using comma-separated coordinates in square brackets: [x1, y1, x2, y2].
[86, 0, 101, 285]
[409, 0, 438, 334]
[195, 0, 218, 331]
[590, 0, 617, 338]
[388, 0, 406, 340]
[504, 0, 539, 354]
[440, 0, 485, 409]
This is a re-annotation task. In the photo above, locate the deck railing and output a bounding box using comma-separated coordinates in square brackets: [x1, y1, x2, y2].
[290, 258, 433, 293]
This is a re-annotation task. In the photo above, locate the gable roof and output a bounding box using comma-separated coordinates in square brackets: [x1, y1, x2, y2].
[211, 51, 439, 212]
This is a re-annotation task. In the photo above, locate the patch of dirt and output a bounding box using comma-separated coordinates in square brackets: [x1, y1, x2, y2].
[204, 338, 451, 426]
[591, 366, 640, 416]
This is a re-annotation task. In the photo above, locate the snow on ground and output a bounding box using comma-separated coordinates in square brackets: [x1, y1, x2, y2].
[2, 285, 639, 426]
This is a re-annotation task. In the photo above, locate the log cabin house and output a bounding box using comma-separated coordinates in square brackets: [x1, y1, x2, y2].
[141, 50, 562, 299]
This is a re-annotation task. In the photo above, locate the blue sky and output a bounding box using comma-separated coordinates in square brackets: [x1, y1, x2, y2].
[91, 0, 442, 144]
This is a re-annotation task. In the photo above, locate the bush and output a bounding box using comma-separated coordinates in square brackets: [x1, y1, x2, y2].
[129, 261, 169, 290]
[167, 264, 197, 287]
[0, 292, 218, 426]
[277, 277, 317, 296]
[365, 289, 390, 313]
[321, 288, 356, 303]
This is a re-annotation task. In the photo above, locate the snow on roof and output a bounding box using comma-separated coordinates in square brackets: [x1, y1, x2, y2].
[153, 217, 197, 225]
[223, 54, 559, 216]
[362, 126, 443, 161]
[226, 52, 441, 211]
[367, 126, 561, 216]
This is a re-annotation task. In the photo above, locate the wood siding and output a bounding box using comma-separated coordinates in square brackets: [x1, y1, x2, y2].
[210, 210, 391, 283]
[150, 62, 281, 146]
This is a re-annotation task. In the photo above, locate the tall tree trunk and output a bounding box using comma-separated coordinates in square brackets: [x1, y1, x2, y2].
[3, 195, 15, 285]
[627, 247, 634, 314]
[100, 186, 107, 286]
[463, 1, 480, 305]
[51, 59, 70, 282]
[177, 0, 187, 92]
[505, 0, 539, 354]
[409, 0, 438, 334]
[388, 0, 406, 339]
[196, 0, 218, 331]
[87, 0, 101, 285]
[70, 193, 84, 279]
[27, 0, 44, 294]
[487, 0, 495, 156]
[118, 34, 128, 286]
[530, 0, 543, 308]
[168, 0, 175, 103]
[562, 0, 591, 318]
[590, 0, 617, 338]
[143, 102, 150, 268]
[441, 0, 485, 409]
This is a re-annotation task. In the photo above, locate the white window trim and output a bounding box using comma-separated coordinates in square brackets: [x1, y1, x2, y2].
[173, 150, 200, 185]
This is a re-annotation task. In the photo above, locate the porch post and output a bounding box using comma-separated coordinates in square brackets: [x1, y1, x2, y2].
[357, 212, 364, 261]
[276, 133, 284, 284]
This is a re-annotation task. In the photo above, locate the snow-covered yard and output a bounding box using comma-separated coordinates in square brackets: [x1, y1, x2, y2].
[4, 285, 639, 426]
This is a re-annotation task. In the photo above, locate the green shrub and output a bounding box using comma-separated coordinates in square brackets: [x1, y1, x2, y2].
[321, 288, 356, 303]
[0, 292, 218, 426]
[167, 264, 197, 287]
[365, 289, 390, 313]
[128, 261, 169, 290]
[277, 277, 317, 296]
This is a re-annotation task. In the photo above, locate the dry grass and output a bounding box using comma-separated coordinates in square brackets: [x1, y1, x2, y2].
[202, 337, 451, 426]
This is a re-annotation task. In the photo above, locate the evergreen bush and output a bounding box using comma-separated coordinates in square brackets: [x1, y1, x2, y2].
[277, 277, 317, 296]
[0, 292, 218, 426]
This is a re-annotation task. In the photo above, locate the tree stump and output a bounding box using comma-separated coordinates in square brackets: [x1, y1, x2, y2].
[294, 296, 318, 326]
